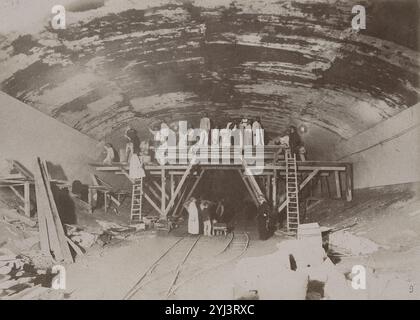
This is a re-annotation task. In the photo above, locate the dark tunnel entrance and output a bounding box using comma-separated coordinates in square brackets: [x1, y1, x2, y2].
[189, 170, 259, 230]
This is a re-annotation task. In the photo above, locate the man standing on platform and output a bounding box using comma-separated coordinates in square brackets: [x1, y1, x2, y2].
[200, 112, 211, 145]
[125, 125, 140, 162]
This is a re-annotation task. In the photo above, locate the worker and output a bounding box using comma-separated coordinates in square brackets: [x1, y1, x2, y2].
[125, 126, 140, 162]
[200, 200, 212, 236]
[200, 112, 211, 145]
[252, 117, 264, 146]
[103, 143, 119, 165]
[270, 134, 289, 163]
[215, 198, 225, 223]
[288, 125, 303, 157]
[243, 119, 252, 148]
[256, 195, 271, 240]
[298, 145, 307, 161]
[211, 124, 220, 146]
[220, 122, 233, 147]
[183, 197, 200, 235]
[129, 154, 145, 180]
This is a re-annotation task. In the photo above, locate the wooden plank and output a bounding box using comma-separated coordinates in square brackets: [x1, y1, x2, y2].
[164, 159, 197, 216]
[144, 193, 163, 216]
[24, 182, 30, 217]
[0, 208, 36, 227]
[184, 171, 204, 202]
[66, 236, 84, 256]
[334, 171, 341, 199]
[104, 191, 108, 214]
[7, 160, 34, 180]
[299, 169, 319, 190]
[172, 177, 192, 217]
[161, 169, 166, 216]
[153, 181, 170, 201]
[9, 186, 24, 201]
[39, 159, 73, 263]
[0, 174, 26, 180]
[237, 169, 259, 206]
[33, 160, 54, 258]
[324, 176, 331, 198]
[272, 170, 277, 208]
[345, 164, 353, 202]
[277, 199, 288, 213]
[170, 174, 175, 197]
[91, 174, 120, 207]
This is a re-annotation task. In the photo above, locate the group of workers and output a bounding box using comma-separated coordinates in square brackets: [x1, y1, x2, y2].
[183, 197, 226, 236]
[101, 114, 306, 240]
[102, 113, 306, 165]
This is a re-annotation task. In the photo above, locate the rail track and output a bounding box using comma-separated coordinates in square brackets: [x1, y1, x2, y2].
[123, 232, 249, 300]
[167, 232, 249, 299]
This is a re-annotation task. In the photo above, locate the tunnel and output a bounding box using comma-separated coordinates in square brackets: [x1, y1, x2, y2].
[0, 0, 419, 300]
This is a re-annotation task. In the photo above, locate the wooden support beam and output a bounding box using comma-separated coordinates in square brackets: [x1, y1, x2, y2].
[152, 181, 170, 201]
[7, 160, 34, 180]
[170, 174, 175, 198]
[144, 183, 161, 204]
[277, 199, 288, 213]
[161, 169, 166, 217]
[345, 164, 353, 202]
[299, 169, 320, 190]
[237, 170, 259, 206]
[172, 177, 194, 217]
[334, 171, 341, 199]
[164, 160, 197, 216]
[144, 193, 163, 216]
[272, 170, 277, 208]
[34, 158, 72, 263]
[184, 171, 204, 202]
[9, 186, 24, 202]
[87, 188, 93, 214]
[24, 182, 30, 217]
[104, 191, 109, 214]
[324, 176, 330, 198]
[265, 176, 270, 200]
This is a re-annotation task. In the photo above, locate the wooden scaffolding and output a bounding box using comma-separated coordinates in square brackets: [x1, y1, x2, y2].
[91, 147, 354, 224]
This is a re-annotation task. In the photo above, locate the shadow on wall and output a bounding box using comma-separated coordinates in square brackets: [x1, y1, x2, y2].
[46, 161, 68, 182]
[52, 184, 77, 225]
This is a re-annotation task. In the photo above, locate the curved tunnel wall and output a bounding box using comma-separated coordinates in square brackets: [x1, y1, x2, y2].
[332, 103, 420, 189]
[0, 0, 419, 188]
[0, 92, 103, 183]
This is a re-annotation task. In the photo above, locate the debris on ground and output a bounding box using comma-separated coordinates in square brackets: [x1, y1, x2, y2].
[329, 230, 379, 256]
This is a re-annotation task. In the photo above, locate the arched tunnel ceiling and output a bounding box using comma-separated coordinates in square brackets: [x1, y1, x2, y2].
[0, 0, 419, 158]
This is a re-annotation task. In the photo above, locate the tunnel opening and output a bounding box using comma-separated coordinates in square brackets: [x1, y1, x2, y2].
[185, 169, 259, 232]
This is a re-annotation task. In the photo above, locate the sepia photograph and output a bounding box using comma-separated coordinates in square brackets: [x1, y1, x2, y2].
[0, 0, 419, 305]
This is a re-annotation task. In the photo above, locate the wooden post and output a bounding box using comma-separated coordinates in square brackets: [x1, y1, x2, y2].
[345, 164, 353, 202]
[324, 176, 330, 198]
[265, 175, 270, 200]
[104, 191, 108, 214]
[319, 176, 324, 197]
[24, 182, 30, 217]
[272, 169, 277, 208]
[170, 174, 175, 198]
[161, 169, 166, 218]
[88, 188, 93, 214]
[334, 171, 341, 199]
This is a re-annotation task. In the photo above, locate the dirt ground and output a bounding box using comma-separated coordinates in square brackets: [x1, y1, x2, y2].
[60, 182, 420, 300]
[2, 182, 419, 300]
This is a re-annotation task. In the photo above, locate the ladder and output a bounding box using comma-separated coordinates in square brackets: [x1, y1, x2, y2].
[130, 178, 143, 223]
[285, 149, 299, 233]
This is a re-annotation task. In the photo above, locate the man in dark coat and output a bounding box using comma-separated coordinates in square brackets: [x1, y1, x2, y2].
[288, 125, 302, 157]
[256, 195, 272, 240]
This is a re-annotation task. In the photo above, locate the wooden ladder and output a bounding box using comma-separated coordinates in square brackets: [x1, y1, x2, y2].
[130, 178, 143, 223]
[285, 149, 299, 233]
